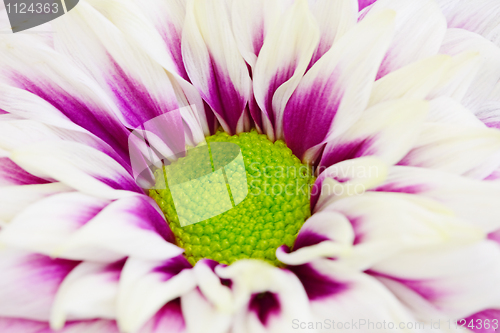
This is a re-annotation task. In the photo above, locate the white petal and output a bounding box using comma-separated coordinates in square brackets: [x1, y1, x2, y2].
[181, 288, 232, 333]
[325, 192, 484, 270]
[364, 0, 447, 78]
[252, 0, 320, 140]
[0, 119, 119, 161]
[0, 192, 110, 253]
[426, 97, 486, 127]
[86, 0, 189, 79]
[428, 51, 482, 102]
[372, 241, 500, 319]
[376, 166, 500, 233]
[0, 83, 88, 133]
[283, 10, 395, 161]
[0, 318, 120, 333]
[117, 256, 196, 333]
[55, 195, 183, 262]
[10, 141, 142, 199]
[0, 35, 132, 163]
[138, 299, 186, 333]
[231, 0, 290, 68]
[477, 100, 500, 130]
[312, 156, 389, 212]
[435, 0, 500, 47]
[84, 0, 211, 135]
[276, 211, 354, 265]
[0, 249, 79, 321]
[399, 123, 500, 179]
[0, 183, 72, 222]
[182, 0, 251, 134]
[319, 99, 429, 169]
[440, 29, 500, 113]
[193, 260, 233, 313]
[368, 55, 452, 107]
[216, 260, 313, 333]
[51, 260, 125, 329]
[491, 81, 500, 103]
[308, 0, 358, 66]
[292, 260, 430, 333]
[53, 2, 180, 130]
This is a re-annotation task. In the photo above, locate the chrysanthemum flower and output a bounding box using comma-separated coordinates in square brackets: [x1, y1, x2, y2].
[1, 0, 500, 332]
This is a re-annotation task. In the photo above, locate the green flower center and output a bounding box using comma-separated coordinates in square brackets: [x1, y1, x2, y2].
[149, 129, 315, 266]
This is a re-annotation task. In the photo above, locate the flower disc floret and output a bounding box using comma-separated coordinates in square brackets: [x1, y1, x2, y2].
[149, 129, 315, 266]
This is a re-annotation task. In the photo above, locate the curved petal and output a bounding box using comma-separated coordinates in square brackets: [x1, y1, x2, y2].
[428, 51, 482, 102]
[0, 119, 121, 164]
[51, 260, 126, 329]
[0, 35, 131, 164]
[440, 29, 500, 114]
[477, 101, 500, 131]
[283, 10, 395, 161]
[10, 141, 142, 199]
[0, 157, 51, 186]
[426, 97, 486, 127]
[84, 0, 213, 135]
[181, 288, 233, 333]
[117, 256, 195, 333]
[311, 156, 389, 212]
[0, 183, 73, 222]
[436, 0, 500, 47]
[398, 123, 500, 179]
[231, 0, 290, 133]
[0, 249, 79, 321]
[0, 193, 110, 254]
[231, 0, 290, 69]
[182, 0, 252, 134]
[287, 260, 428, 333]
[276, 210, 354, 265]
[325, 192, 484, 270]
[0, 317, 120, 333]
[367, 55, 452, 107]
[54, 195, 182, 262]
[216, 260, 313, 333]
[252, 0, 320, 140]
[491, 82, 500, 103]
[374, 166, 500, 233]
[0, 83, 95, 133]
[139, 299, 186, 333]
[52, 2, 180, 130]
[319, 99, 429, 169]
[363, 0, 447, 79]
[86, 0, 189, 80]
[192, 259, 233, 313]
[308, 0, 358, 67]
[370, 241, 500, 319]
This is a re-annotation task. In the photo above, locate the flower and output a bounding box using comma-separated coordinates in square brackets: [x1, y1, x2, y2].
[0, 0, 500, 332]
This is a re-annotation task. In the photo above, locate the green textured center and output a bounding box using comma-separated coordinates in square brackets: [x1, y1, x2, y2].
[149, 129, 314, 266]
